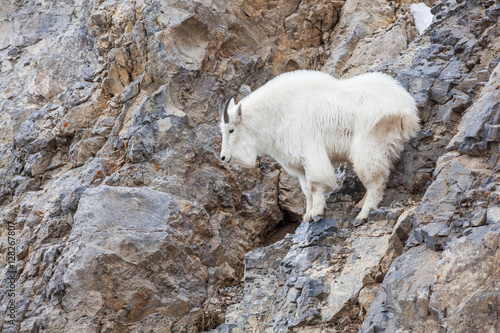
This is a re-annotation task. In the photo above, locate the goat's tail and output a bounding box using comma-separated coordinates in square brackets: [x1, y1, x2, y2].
[400, 103, 421, 142]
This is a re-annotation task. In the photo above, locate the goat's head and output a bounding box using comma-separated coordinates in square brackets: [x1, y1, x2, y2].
[219, 97, 258, 168]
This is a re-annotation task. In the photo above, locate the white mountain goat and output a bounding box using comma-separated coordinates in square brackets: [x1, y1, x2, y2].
[219, 70, 420, 223]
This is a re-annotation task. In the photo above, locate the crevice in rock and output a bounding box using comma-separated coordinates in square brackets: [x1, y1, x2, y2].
[325, 299, 364, 333]
[261, 210, 300, 247]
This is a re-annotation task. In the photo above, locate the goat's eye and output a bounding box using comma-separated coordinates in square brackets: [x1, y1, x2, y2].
[229, 129, 234, 134]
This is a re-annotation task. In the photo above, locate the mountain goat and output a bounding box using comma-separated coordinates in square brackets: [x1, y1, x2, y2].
[219, 70, 419, 223]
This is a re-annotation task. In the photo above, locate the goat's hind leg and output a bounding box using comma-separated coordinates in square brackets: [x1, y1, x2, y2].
[354, 169, 388, 226]
[355, 193, 367, 209]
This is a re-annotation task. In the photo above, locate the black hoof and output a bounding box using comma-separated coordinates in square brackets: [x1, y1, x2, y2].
[353, 218, 366, 227]
[312, 215, 323, 222]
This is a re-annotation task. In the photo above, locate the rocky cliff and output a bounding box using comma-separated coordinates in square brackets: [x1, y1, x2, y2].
[0, 0, 499, 332]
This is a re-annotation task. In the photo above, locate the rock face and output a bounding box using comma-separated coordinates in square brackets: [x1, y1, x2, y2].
[0, 0, 499, 332]
[217, 213, 412, 333]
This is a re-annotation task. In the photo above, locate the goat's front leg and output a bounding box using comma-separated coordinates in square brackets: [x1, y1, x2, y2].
[308, 183, 328, 222]
[301, 154, 338, 222]
[299, 176, 314, 221]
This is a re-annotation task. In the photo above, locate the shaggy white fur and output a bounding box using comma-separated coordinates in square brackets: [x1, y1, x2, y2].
[219, 70, 420, 223]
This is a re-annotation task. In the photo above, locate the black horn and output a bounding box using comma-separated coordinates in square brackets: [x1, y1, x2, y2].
[219, 96, 233, 124]
[219, 98, 226, 121]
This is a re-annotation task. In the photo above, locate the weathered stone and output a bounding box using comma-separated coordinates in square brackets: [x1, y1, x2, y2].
[278, 172, 306, 221]
[41, 185, 214, 331]
[2, 0, 500, 332]
[24, 151, 53, 176]
[70, 136, 107, 167]
[360, 246, 442, 333]
[487, 205, 500, 225]
[430, 79, 452, 104]
[434, 89, 473, 122]
[126, 124, 155, 163]
[448, 62, 500, 152]
[323, 0, 409, 76]
[120, 78, 141, 104]
[215, 210, 417, 332]
[428, 225, 500, 332]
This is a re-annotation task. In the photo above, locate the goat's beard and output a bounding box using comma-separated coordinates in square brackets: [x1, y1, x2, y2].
[231, 147, 258, 168]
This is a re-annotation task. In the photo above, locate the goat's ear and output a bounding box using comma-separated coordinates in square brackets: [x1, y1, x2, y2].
[228, 98, 236, 110]
[228, 98, 243, 123]
[236, 104, 242, 121]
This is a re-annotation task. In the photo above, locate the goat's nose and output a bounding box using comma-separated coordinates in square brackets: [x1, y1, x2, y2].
[221, 156, 226, 161]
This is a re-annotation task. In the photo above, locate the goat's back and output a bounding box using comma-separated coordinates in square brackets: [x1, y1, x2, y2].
[241, 70, 419, 163]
